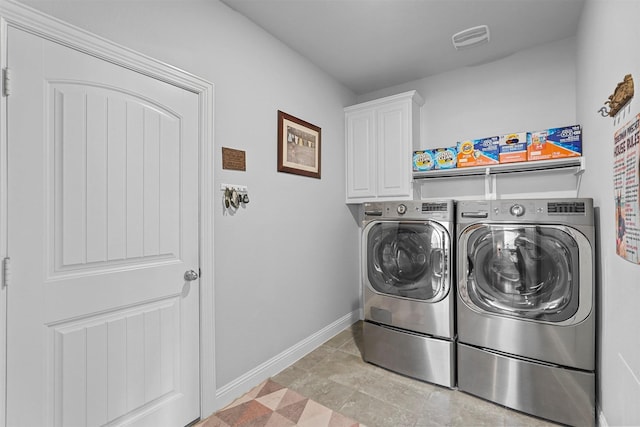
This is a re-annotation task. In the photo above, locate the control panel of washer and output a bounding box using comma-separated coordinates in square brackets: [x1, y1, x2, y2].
[458, 199, 592, 223]
[491, 200, 537, 219]
[509, 203, 525, 217]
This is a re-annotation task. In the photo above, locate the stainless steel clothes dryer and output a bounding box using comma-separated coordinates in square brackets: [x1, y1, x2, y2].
[362, 200, 455, 388]
[456, 199, 596, 427]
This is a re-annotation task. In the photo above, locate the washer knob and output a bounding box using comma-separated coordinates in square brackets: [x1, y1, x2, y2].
[397, 204, 407, 215]
[510, 204, 525, 217]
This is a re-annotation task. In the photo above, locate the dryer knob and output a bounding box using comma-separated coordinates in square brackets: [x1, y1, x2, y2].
[510, 204, 525, 217]
[397, 204, 407, 215]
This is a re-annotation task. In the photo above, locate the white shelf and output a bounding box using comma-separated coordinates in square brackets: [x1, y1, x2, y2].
[413, 157, 585, 200]
[413, 157, 584, 179]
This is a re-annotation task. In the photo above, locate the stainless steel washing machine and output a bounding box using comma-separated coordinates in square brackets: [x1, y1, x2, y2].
[456, 198, 596, 426]
[362, 200, 455, 388]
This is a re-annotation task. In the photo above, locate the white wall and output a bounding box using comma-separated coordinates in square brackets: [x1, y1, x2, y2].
[360, 38, 579, 200]
[17, 0, 360, 407]
[577, 1, 640, 425]
[360, 37, 577, 147]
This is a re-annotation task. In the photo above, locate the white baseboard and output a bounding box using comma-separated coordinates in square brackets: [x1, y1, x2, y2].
[212, 310, 360, 413]
[598, 409, 608, 427]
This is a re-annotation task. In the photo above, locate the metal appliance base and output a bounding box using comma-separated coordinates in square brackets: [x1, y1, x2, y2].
[363, 321, 455, 388]
[458, 343, 595, 427]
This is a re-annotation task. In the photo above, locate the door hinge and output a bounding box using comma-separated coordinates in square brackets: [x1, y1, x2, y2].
[3, 257, 10, 288]
[3, 68, 12, 97]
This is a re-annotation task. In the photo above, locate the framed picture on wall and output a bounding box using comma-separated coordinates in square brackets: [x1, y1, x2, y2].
[277, 110, 321, 179]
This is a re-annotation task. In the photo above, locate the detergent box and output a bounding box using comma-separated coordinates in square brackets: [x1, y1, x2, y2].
[413, 150, 435, 171]
[498, 132, 529, 164]
[527, 125, 582, 161]
[414, 147, 457, 171]
[432, 147, 457, 169]
[456, 136, 500, 168]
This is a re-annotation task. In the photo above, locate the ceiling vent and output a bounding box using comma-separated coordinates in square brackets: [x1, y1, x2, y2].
[452, 25, 490, 50]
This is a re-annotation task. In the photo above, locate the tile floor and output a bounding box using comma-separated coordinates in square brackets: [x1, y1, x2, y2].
[271, 321, 560, 427]
[198, 378, 364, 426]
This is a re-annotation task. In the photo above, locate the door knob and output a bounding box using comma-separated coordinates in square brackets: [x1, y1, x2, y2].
[184, 270, 199, 281]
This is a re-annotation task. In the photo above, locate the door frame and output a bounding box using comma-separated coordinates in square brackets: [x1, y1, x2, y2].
[0, 0, 217, 423]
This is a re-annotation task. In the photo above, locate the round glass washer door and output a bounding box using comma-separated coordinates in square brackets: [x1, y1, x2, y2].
[365, 221, 450, 302]
[461, 225, 582, 322]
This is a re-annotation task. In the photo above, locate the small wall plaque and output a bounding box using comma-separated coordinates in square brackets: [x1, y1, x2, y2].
[222, 147, 246, 171]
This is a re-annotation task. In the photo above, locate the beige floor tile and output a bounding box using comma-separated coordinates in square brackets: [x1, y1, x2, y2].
[269, 321, 564, 427]
[294, 344, 337, 371]
[272, 365, 311, 388]
[339, 390, 419, 427]
[323, 329, 358, 349]
[336, 337, 362, 357]
[502, 408, 563, 427]
[286, 372, 356, 413]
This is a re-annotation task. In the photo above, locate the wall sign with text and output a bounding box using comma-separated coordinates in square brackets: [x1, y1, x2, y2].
[614, 114, 640, 264]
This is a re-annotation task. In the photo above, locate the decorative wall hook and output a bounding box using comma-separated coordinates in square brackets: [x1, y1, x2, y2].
[597, 106, 610, 117]
[221, 184, 249, 212]
[600, 74, 634, 117]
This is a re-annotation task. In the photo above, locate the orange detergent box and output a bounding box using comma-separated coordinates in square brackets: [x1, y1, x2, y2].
[456, 136, 499, 168]
[527, 125, 582, 161]
[498, 132, 528, 163]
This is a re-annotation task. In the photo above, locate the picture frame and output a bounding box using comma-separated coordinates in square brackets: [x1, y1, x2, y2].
[277, 110, 321, 179]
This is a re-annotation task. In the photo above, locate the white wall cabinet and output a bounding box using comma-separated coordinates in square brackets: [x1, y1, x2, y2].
[345, 91, 423, 203]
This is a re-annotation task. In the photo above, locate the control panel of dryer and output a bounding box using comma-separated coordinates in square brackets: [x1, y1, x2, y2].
[364, 201, 453, 220]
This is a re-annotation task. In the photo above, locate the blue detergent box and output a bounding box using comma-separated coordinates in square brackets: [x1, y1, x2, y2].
[413, 147, 457, 171]
[413, 150, 435, 171]
[432, 147, 457, 169]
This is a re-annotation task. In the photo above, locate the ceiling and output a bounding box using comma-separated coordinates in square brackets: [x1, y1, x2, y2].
[221, 0, 586, 95]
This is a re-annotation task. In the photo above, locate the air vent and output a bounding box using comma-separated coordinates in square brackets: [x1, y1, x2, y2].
[548, 202, 586, 214]
[452, 25, 490, 50]
[422, 202, 448, 212]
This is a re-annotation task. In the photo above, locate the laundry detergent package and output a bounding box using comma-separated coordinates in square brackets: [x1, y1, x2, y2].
[414, 148, 458, 171]
[527, 125, 582, 161]
[456, 136, 500, 168]
[413, 150, 435, 171]
[498, 132, 529, 164]
[431, 147, 457, 169]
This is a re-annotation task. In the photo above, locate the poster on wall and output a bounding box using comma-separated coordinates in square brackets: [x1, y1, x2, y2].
[613, 114, 640, 263]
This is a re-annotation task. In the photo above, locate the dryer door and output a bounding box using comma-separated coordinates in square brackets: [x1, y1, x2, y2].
[365, 220, 450, 302]
[459, 224, 592, 325]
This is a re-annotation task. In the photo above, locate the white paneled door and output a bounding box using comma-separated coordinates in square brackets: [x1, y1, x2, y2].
[6, 26, 200, 426]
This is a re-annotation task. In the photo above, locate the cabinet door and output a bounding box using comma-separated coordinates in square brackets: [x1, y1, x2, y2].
[346, 109, 377, 200]
[376, 101, 412, 198]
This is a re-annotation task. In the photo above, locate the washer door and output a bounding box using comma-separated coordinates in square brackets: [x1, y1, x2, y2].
[365, 221, 450, 302]
[459, 224, 592, 324]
